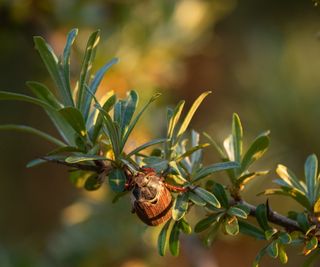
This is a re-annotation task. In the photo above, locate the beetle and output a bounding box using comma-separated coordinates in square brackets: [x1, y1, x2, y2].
[129, 168, 187, 226]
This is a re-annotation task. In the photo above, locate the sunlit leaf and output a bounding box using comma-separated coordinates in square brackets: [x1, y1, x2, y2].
[241, 132, 270, 172]
[179, 218, 192, 234]
[267, 241, 279, 258]
[65, 154, 107, 163]
[188, 191, 206, 206]
[176, 91, 211, 141]
[227, 206, 248, 219]
[276, 164, 307, 194]
[232, 113, 243, 164]
[224, 216, 239, 236]
[172, 192, 189, 221]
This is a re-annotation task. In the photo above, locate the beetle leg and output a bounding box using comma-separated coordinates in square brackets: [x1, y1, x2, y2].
[164, 183, 188, 192]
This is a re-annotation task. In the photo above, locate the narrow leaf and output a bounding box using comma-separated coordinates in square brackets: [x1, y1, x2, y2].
[227, 206, 248, 219]
[34, 36, 73, 106]
[305, 154, 318, 204]
[59, 107, 87, 137]
[193, 187, 221, 208]
[172, 192, 189, 221]
[108, 168, 126, 192]
[176, 91, 211, 140]
[169, 221, 181, 256]
[232, 113, 243, 163]
[0, 124, 65, 147]
[126, 138, 166, 158]
[158, 219, 171, 256]
[238, 221, 265, 240]
[65, 154, 107, 163]
[77, 30, 100, 116]
[241, 133, 269, 172]
[256, 204, 270, 231]
[194, 213, 222, 233]
[192, 161, 239, 182]
[224, 216, 239, 236]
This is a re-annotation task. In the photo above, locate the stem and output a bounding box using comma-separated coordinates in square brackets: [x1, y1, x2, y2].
[41, 157, 105, 172]
[237, 200, 302, 231]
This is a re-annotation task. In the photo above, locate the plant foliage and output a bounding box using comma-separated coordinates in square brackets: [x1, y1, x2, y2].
[1, 29, 320, 266]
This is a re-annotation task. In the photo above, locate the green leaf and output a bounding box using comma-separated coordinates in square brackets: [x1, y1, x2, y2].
[297, 213, 311, 232]
[232, 113, 243, 163]
[158, 219, 171, 256]
[276, 164, 307, 194]
[306, 237, 318, 251]
[0, 124, 66, 147]
[83, 58, 118, 118]
[192, 161, 239, 182]
[176, 91, 211, 141]
[47, 146, 84, 155]
[227, 206, 248, 219]
[179, 218, 192, 234]
[77, 30, 100, 116]
[120, 90, 138, 135]
[65, 154, 107, 163]
[238, 221, 265, 240]
[169, 220, 181, 256]
[127, 139, 166, 158]
[267, 241, 279, 259]
[224, 216, 239, 236]
[253, 246, 267, 267]
[84, 173, 103, 191]
[188, 191, 206, 206]
[59, 107, 87, 137]
[193, 187, 221, 208]
[212, 183, 229, 208]
[305, 154, 318, 204]
[265, 228, 278, 240]
[167, 100, 185, 140]
[62, 28, 78, 105]
[194, 213, 223, 233]
[278, 245, 288, 264]
[143, 157, 169, 173]
[261, 187, 311, 210]
[278, 232, 292, 244]
[91, 94, 116, 142]
[256, 204, 270, 231]
[175, 143, 209, 163]
[203, 132, 226, 159]
[33, 36, 73, 106]
[108, 168, 126, 192]
[237, 171, 269, 188]
[241, 132, 270, 172]
[0, 90, 52, 109]
[172, 192, 189, 221]
[121, 93, 161, 151]
[203, 222, 220, 247]
[26, 81, 63, 109]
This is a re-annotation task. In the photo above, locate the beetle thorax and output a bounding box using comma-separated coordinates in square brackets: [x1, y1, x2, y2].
[132, 173, 163, 203]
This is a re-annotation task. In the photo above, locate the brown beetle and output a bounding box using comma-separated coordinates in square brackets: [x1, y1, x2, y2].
[130, 168, 173, 226]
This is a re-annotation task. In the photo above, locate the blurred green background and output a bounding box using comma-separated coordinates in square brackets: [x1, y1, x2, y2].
[1, 0, 320, 266]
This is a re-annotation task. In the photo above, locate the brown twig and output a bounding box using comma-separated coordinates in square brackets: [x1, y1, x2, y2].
[237, 200, 302, 232]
